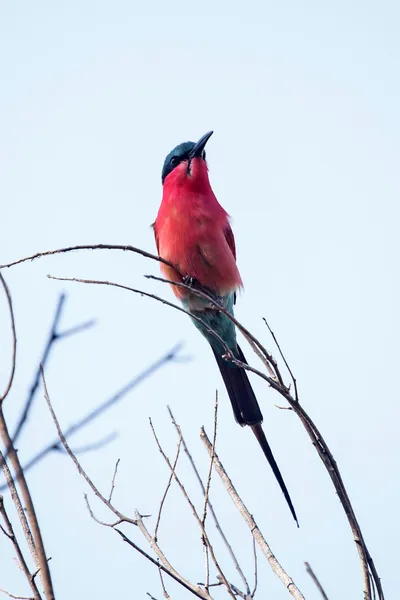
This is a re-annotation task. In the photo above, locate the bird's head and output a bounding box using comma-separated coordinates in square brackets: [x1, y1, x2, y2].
[161, 131, 213, 187]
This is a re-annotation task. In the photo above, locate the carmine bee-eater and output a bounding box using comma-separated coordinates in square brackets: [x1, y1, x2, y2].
[154, 131, 297, 524]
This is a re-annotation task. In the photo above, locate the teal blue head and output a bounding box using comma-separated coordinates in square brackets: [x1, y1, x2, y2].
[161, 131, 213, 184]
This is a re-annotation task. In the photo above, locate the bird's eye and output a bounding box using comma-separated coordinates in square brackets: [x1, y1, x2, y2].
[170, 156, 180, 167]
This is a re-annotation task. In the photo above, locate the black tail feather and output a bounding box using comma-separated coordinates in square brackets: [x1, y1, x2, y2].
[212, 345, 263, 425]
[251, 423, 298, 525]
[212, 344, 298, 525]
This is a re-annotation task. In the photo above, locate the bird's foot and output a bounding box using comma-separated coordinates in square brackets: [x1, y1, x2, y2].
[182, 275, 223, 309]
[182, 275, 198, 288]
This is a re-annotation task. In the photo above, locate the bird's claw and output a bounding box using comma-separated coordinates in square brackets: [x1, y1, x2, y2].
[182, 275, 223, 309]
[182, 275, 198, 288]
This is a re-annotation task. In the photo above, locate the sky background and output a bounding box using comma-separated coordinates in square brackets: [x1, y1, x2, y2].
[1, 1, 399, 598]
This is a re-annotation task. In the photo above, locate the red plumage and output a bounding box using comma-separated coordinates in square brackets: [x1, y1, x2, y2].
[154, 157, 242, 299]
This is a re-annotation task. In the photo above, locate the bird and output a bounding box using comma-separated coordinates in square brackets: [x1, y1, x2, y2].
[153, 131, 298, 525]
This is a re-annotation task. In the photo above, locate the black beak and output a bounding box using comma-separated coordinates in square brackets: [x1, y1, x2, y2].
[189, 130, 214, 159]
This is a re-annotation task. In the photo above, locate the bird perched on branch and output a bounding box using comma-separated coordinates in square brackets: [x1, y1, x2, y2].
[153, 131, 297, 524]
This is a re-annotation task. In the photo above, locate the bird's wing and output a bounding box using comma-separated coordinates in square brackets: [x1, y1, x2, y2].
[224, 224, 237, 260]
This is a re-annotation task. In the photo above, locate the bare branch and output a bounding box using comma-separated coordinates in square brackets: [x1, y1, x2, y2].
[116, 527, 210, 600]
[263, 317, 299, 401]
[158, 568, 171, 599]
[154, 435, 182, 541]
[108, 459, 120, 503]
[0, 456, 37, 574]
[251, 537, 258, 598]
[202, 393, 218, 529]
[0, 344, 181, 491]
[202, 394, 219, 593]
[305, 562, 329, 600]
[0, 419, 54, 599]
[47, 275, 233, 360]
[149, 419, 236, 600]
[84, 494, 123, 528]
[200, 427, 305, 600]
[0, 496, 41, 600]
[0, 243, 175, 271]
[167, 406, 250, 595]
[0, 274, 17, 403]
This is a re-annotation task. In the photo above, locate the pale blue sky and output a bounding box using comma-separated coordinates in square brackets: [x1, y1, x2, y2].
[1, 1, 399, 598]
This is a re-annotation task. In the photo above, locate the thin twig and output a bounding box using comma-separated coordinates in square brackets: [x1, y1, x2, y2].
[0, 275, 17, 404]
[154, 436, 182, 541]
[85, 489, 208, 600]
[84, 494, 123, 528]
[201, 428, 305, 600]
[0, 243, 175, 271]
[47, 275, 233, 360]
[0, 590, 33, 600]
[263, 317, 299, 401]
[167, 406, 250, 595]
[116, 527, 210, 600]
[251, 537, 258, 598]
[108, 459, 120, 503]
[149, 419, 236, 600]
[305, 562, 329, 600]
[135, 511, 213, 599]
[202, 394, 218, 528]
[158, 569, 171, 599]
[202, 394, 218, 593]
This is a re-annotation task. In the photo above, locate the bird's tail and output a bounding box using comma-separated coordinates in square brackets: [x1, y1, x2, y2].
[212, 344, 298, 526]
